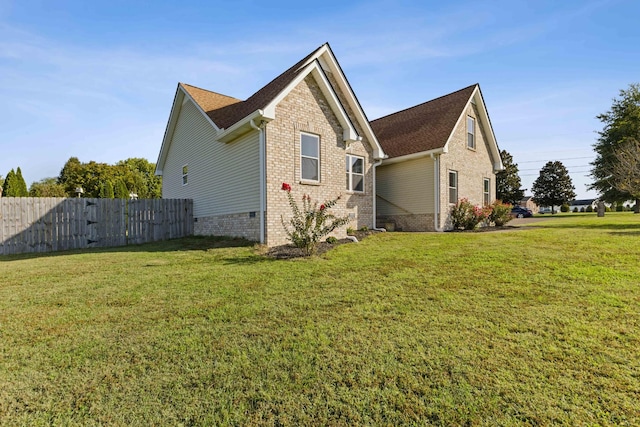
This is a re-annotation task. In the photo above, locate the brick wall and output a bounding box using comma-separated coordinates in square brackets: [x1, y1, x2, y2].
[264, 75, 374, 247]
[195, 212, 260, 241]
[439, 102, 496, 229]
[376, 213, 435, 232]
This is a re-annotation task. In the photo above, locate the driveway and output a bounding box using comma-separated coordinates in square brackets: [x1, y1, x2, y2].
[510, 216, 554, 226]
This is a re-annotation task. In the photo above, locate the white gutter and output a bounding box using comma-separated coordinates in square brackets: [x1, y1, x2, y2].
[250, 118, 266, 244]
[381, 147, 446, 166]
[432, 153, 444, 231]
[372, 158, 386, 232]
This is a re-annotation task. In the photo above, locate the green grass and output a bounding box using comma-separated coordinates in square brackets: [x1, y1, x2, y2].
[1, 213, 639, 426]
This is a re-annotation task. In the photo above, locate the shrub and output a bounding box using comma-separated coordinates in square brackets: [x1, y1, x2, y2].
[488, 200, 512, 227]
[580, 207, 585, 212]
[605, 206, 611, 212]
[280, 183, 350, 256]
[573, 207, 578, 213]
[561, 203, 570, 212]
[359, 225, 369, 232]
[586, 205, 593, 213]
[616, 204, 624, 212]
[450, 199, 490, 230]
[326, 236, 338, 244]
[346, 227, 356, 235]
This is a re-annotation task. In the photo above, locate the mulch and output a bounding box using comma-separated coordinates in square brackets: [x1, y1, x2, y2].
[265, 230, 380, 259]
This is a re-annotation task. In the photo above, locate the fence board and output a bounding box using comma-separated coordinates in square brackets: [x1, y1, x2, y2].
[0, 198, 193, 256]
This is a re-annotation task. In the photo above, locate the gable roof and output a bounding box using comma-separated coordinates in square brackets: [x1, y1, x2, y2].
[370, 84, 503, 171]
[371, 84, 477, 159]
[156, 43, 385, 175]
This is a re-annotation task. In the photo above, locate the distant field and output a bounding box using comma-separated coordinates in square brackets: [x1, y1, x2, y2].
[1, 213, 639, 425]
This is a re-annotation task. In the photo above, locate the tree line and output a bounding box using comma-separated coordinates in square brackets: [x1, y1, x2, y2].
[496, 83, 639, 213]
[1, 157, 161, 199]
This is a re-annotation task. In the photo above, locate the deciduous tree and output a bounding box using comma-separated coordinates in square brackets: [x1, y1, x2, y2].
[532, 161, 576, 214]
[29, 177, 67, 197]
[590, 83, 640, 211]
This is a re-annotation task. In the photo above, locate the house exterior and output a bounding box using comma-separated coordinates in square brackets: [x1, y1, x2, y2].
[371, 84, 503, 231]
[569, 198, 598, 212]
[155, 43, 385, 246]
[520, 196, 538, 213]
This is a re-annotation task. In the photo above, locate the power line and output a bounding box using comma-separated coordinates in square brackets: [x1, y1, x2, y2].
[517, 156, 594, 164]
[519, 164, 592, 171]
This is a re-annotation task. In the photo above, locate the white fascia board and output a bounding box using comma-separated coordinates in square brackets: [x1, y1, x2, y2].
[156, 86, 185, 176]
[470, 86, 504, 172]
[216, 110, 270, 143]
[380, 147, 446, 166]
[156, 84, 227, 175]
[441, 86, 504, 172]
[319, 49, 386, 160]
[179, 84, 223, 133]
[262, 60, 359, 144]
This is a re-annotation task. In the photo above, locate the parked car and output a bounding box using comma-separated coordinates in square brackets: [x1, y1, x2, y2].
[511, 206, 533, 218]
[539, 207, 552, 214]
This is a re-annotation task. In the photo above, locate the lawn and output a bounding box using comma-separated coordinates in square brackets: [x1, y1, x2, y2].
[1, 213, 639, 426]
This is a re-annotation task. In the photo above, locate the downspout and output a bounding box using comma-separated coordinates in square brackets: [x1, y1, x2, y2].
[372, 158, 387, 232]
[250, 118, 266, 244]
[432, 153, 444, 231]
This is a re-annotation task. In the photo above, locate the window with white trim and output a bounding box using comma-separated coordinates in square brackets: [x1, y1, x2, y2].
[346, 155, 364, 192]
[449, 171, 458, 204]
[483, 178, 490, 206]
[467, 116, 476, 149]
[300, 132, 320, 182]
[182, 165, 188, 186]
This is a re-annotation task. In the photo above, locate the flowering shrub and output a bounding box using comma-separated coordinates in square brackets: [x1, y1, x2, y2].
[488, 200, 513, 226]
[450, 198, 491, 230]
[280, 183, 350, 256]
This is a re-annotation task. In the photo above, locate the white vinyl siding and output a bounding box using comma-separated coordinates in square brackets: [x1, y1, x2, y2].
[162, 99, 260, 217]
[376, 156, 435, 215]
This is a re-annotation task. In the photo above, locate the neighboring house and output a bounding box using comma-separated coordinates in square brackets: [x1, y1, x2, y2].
[519, 196, 538, 213]
[156, 43, 385, 246]
[371, 84, 503, 231]
[569, 198, 598, 211]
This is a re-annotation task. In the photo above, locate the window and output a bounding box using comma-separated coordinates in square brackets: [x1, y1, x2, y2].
[300, 132, 320, 182]
[448, 171, 458, 204]
[182, 165, 188, 186]
[483, 178, 490, 206]
[467, 116, 475, 149]
[346, 155, 364, 192]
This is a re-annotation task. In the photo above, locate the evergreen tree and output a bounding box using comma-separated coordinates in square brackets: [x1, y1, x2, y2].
[2, 169, 17, 197]
[532, 161, 577, 214]
[15, 167, 29, 197]
[496, 150, 525, 205]
[590, 83, 640, 211]
[99, 181, 115, 198]
[114, 179, 129, 199]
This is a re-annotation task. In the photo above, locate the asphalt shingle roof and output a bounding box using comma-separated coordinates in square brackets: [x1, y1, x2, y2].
[370, 84, 477, 159]
[181, 45, 325, 129]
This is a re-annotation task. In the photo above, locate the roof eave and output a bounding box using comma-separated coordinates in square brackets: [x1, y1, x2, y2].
[217, 109, 273, 143]
[380, 147, 447, 166]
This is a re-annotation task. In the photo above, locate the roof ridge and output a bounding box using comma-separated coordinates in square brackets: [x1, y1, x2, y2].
[371, 83, 478, 123]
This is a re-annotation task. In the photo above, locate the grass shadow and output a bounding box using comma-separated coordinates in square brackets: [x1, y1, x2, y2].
[0, 236, 255, 262]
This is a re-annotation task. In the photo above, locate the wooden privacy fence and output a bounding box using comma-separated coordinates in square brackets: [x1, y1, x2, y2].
[0, 198, 193, 256]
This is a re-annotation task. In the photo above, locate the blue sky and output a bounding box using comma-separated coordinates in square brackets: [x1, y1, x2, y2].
[1, 0, 638, 199]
